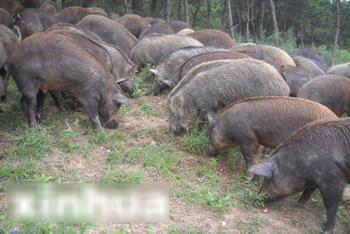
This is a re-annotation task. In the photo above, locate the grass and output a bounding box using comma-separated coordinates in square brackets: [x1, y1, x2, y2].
[2, 51, 350, 233]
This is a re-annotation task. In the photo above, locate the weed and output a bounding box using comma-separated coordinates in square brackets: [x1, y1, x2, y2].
[132, 64, 153, 98]
[33, 173, 53, 183]
[179, 122, 208, 155]
[133, 102, 161, 117]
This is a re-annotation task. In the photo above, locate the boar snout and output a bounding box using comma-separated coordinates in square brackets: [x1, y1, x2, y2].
[207, 145, 220, 156]
[105, 119, 120, 129]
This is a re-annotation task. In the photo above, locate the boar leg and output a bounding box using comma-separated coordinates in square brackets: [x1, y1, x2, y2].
[0, 68, 9, 102]
[80, 100, 103, 132]
[319, 182, 345, 232]
[49, 91, 65, 111]
[20, 94, 37, 128]
[239, 141, 262, 176]
[298, 187, 317, 205]
[36, 90, 46, 123]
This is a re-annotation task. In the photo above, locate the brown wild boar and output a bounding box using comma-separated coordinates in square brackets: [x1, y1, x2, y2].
[5, 33, 131, 131]
[187, 29, 237, 49]
[248, 118, 350, 233]
[207, 96, 338, 174]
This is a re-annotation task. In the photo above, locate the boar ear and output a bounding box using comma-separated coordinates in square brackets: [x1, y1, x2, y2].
[115, 93, 132, 106]
[174, 96, 182, 108]
[248, 161, 274, 178]
[207, 114, 217, 127]
[280, 65, 286, 72]
[116, 78, 127, 84]
[160, 79, 176, 88]
[149, 68, 158, 76]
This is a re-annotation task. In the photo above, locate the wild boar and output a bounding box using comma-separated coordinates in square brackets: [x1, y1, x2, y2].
[128, 33, 203, 69]
[0, 8, 14, 29]
[108, 12, 120, 21]
[326, 62, 350, 78]
[187, 29, 237, 49]
[230, 43, 295, 67]
[139, 23, 175, 38]
[0, 0, 24, 15]
[15, 8, 58, 39]
[165, 20, 193, 33]
[86, 7, 107, 16]
[248, 118, 350, 233]
[161, 51, 250, 91]
[207, 96, 337, 173]
[298, 75, 350, 117]
[45, 22, 103, 42]
[22, 0, 41, 9]
[39, 1, 62, 16]
[49, 30, 119, 81]
[77, 15, 137, 54]
[280, 65, 311, 97]
[177, 28, 194, 35]
[150, 46, 227, 94]
[292, 56, 325, 78]
[0, 24, 20, 101]
[291, 47, 329, 68]
[5, 33, 131, 131]
[116, 14, 149, 38]
[55, 6, 93, 24]
[167, 59, 290, 135]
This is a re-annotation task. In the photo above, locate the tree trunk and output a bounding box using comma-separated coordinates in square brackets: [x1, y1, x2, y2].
[258, 0, 264, 42]
[165, 0, 171, 22]
[132, 0, 140, 15]
[225, 0, 235, 40]
[192, 0, 201, 28]
[207, 0, 212, 29]
[331, 0, 340, 66]
[235, 0, 242, 41]
[268, 0, 279, 46]
[124, 0, 128, 14]
[283, 1, 286, 41]
[246, 0, 249, 42]
[184, 0, 189, 24]
[151, 0, 157, 13]
[249, 0, 258, 43]
[178, 0, 182, 21]
[222, 1, 226, 26]
[300, 1, 304, 47]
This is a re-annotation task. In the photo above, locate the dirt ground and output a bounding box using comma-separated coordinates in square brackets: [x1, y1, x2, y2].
[0, 87, 349, 234]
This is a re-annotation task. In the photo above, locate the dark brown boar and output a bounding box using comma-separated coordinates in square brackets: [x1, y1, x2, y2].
[248, 118, 350, 233]
[45, 22, 103, 42]
[292, 56, 325, 78]
[280, 65, 311, 97]
[230, 43, 295, 67]
[0, 8, 14, 29]
[187, 29, 237, 49]
[128, 33, 203, 69]
[139, 23, 175, 38]
[77, 15, 137, 54]
[298, 74, 350, 117]
[0, 24, 20, 101]
[165, 20, 193, 33]
[5, 33, 131, 131]
[55, 6, 92, 24]
[291, 47, 329, 67]
[49, 30, 119, 80]
[0, 0, 24, 15]
[116, 14, 149, 38]
[22, 0, 41, 9]
[160, 51, 249, 91]
[207, 96, 338, 173]
[15, 8, 58, 39]
[167, 59, 290, 135]
[40, 1, 62, 16]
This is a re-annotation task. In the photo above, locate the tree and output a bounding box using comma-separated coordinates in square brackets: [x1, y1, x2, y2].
[331, 0, 340, 66]
[178, 0, 182, 20]
[184, 0, 189, 23]
[165, 0, 171, 22]
[268, 0, 279, 46]
[226, 0, 235, 40]
[207, 0, 212, 29]
[124, 0, 128, 14]
[257, 0, 264, 41]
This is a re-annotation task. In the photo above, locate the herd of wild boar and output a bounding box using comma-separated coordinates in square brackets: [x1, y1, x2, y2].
[1, 0, 350, 232]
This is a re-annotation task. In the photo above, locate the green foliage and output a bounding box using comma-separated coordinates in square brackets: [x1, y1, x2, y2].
[132, 64, 153, 98]
[33, 173, 52, 183]
[178, 123, 209, 156]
